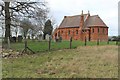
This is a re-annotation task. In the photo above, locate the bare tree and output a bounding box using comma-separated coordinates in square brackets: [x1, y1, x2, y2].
[0, 0, 48, 48]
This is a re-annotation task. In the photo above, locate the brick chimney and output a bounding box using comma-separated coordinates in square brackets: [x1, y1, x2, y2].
[88, 10, 90, 16]
[80, 10, 84, 29]
[85, 10, 90, 21]
[78, 10, 84, 40]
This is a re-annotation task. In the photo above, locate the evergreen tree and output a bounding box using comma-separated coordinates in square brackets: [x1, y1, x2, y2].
[43, 19, 53, 39]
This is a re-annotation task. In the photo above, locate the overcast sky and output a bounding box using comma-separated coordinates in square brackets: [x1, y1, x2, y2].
[0, 0, 119, 37]
[46, 0, 119, 36]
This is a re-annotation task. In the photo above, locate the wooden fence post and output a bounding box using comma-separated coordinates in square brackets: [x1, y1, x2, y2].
[24, 38, 27, 53]
[97, 39, 99, 45]
[107, 40, 109, 44]
[22, 36, 35, 54]
[84, 37, 87, 46]
[70, 37, 72, 49]
[48, 36, 51, 51]
[118, 41, 119, 46]
[116, 41, 118, 45]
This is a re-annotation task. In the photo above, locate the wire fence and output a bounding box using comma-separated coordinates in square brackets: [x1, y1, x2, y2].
[6, 37, 118, 54]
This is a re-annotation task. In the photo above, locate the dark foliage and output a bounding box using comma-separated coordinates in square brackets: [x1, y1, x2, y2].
[43, 19, 53, 39]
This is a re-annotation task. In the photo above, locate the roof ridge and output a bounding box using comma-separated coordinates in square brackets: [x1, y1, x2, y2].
[64, 14, 88, 18]
[90, 15, 99, 17]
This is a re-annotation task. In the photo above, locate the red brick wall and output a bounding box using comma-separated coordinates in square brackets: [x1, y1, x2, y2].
[53, 27, 108, 41]
[53, 27, 80, 40]
[90, 27, 108, 41]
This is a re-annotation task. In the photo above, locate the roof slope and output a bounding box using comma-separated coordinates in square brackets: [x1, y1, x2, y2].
[59, 14, 87, 28]
[59, 14, 107, 28]
[85, 15, 107, 27]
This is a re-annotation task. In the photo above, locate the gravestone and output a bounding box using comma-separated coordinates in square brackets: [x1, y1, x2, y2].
[18, 35, 22, 42]
[28, 36, 30, 39]
[10, 36, 16, 43]
[38, 34, 43, 41]
[45, 34, 50, 41]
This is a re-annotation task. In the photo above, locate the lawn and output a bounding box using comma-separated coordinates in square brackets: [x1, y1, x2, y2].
[2, 45, 118, 78]
[9, 40, 117, 53]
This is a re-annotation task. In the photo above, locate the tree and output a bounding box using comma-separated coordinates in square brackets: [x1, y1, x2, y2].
[0, 0, 48, 47]
[43, 19, 53, 39]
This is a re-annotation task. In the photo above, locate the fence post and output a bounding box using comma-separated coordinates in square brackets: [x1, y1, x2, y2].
[24, 38, 27, 53]
[116, 40, 118, 45]
[84, 37, 87, 46]
[70, 37, 72, 49]
[118, 41, 119, 46]
[97, 39, 99, 45]
[107, 40, 109, 44]
[48, 36, 51, 51]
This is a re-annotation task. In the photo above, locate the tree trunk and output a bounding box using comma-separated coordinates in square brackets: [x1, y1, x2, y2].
[4, 2, 11, 43]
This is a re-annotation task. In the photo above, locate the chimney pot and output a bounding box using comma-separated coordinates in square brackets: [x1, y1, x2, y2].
[64, 16, 67, 18]
[81, 10, 83, 15]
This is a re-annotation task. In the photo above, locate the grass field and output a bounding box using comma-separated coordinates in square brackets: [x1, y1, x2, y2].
[9, 40, 117, 53]
[2, 45, 118, 78]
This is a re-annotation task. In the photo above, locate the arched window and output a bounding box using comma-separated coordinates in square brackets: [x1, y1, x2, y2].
[98, 28, 100, 33]
[76, 30, 78, 34]
[68, 30, 70, 35]
[106, 28, 108, 35]
[61, 30, 63, 34]
[55, 33, 57, 37]
[92, 28, 94, 33]
[58, 31, 60, 37]
[103, 28, 104, 34]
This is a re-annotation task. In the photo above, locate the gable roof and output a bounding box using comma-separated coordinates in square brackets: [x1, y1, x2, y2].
[59, 14, 88, 28]
[85, 15, 107, 27]
[58, 14, 108, 29]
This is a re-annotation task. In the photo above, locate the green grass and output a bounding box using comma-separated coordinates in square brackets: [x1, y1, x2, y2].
[9, 40, 117, 53]
[2, 45, 118, 78]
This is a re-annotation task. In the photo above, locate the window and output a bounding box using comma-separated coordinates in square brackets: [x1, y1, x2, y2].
[82, 30, 86, 33]
[68, 30, 70, 35]
[98, 28, 100, 33]
[106, 28, 108, 35]
[55, 33, 57, 37]
[61, 30, 63, 34]
[103, 28, 104, 34]
[92, 28, 94, 33]
[58, 31, 60, 37]
[76, 30, 78, 34]
[82, 30, 84, 33]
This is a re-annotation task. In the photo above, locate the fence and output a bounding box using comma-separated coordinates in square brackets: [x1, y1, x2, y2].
[8, 37, 119, 54]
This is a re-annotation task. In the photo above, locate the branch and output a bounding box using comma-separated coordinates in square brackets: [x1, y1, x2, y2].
[0, 4, 5, 16]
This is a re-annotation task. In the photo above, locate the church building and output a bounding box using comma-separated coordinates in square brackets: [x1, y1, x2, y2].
[53, 11, 108, 41]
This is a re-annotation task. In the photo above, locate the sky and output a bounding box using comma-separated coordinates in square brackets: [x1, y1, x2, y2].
[0, 0, 119, 37]
[46, 0, 119, 36]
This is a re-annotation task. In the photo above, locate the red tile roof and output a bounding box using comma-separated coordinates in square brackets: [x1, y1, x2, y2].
[58, 14, 108, 28]
[85, 15, 107, 27]
[59, 14, 88, 28]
